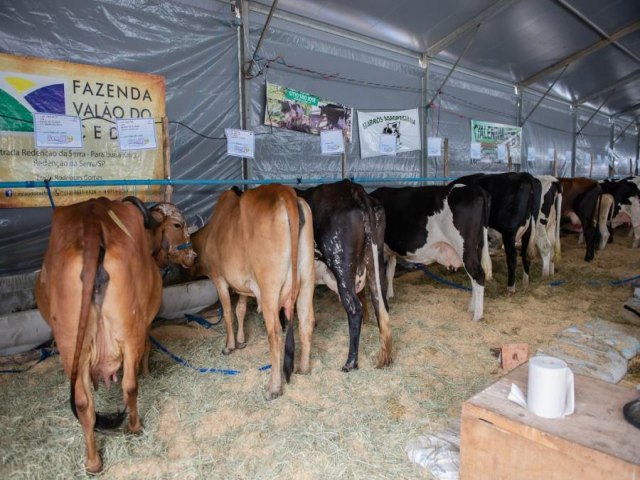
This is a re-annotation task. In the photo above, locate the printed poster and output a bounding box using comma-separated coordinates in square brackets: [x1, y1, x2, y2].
[357, 108, 421, 159]
[470, 119, 521, 165]
[264, 82, 352, 142]
[0, 53, 166, 207]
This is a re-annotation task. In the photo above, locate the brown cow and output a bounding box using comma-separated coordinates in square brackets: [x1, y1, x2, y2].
[559, 177, 602, 261]
[191, 184, 315, 399]
[35, 197, 195, 473]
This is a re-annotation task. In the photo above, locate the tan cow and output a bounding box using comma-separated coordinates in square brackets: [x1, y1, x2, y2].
[191, 184, 315, 399]
[35, 196, 195, 473]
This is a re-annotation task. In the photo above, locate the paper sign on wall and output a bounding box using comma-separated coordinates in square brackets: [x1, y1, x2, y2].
[225, 128, 255, 159]
[527, 146, 536, 162]
[497, 144, 506, 162]
[547, 148, 555, 162]
[116, 118, 157, 151]
[357, 109, 420, 159]
[320, 129, 345, 155]
[427, 137, 442, 157]
[379, 134, 396, 155]
[34, 113, 83, 149]
[470, 142, 482, 160]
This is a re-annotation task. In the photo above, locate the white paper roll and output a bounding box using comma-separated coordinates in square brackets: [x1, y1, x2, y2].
[527, 355, 575, 419]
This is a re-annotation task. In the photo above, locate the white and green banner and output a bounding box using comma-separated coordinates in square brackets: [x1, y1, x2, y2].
[470, 119, 522, 164]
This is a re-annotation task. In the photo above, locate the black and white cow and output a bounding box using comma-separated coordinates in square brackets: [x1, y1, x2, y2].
[453, 173, 541, 294]
[610, 176, 640, 247]
[600, 177, 640, 248]
[296, 180, 392, 372]
[369, 183, 491, 321]
[534, 175, 562, 276]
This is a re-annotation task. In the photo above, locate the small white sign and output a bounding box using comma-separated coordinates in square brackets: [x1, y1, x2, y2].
[527, 146, 536, 162]
[497, 144, 507, 162]
[584, 152, 591, 164]
[320, 129, 345, 155]
[596, 154, 602, 164]
[379, 134, 396, 156]
[116, 118, 157, 151]
[547, 148, 555, 162]
[225, 128, 255, 158]
[34, 113, 83, 149]
[427, 137, 442, 157]
[470, 142, 482, 160]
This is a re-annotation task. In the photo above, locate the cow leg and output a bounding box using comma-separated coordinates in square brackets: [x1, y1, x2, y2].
[235, 295, 247, 348]
[520, 227, 532, 289]
[141, 335, 151, 376]
[295, 271, 315, 375]
[503, 233, 518, 294]
[213, 278, 237, 355]
[359, 290, 370, 324]
[122, 347, 143, 435]
[74, 368, 101, 473]
[336, 280, 363, 372]
[262, 303, 283, 399]
[469, 279, 485, 322]
[385, 253, 397, 300]
[366, 241, 392, 368]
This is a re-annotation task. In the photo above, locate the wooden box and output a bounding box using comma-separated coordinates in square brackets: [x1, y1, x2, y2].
[460, 363, 640, 480]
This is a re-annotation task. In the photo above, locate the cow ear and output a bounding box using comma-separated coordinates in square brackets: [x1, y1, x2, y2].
[151, 208, 164, 225]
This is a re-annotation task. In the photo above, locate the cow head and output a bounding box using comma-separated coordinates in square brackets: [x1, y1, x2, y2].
[149, 203, 197, 269]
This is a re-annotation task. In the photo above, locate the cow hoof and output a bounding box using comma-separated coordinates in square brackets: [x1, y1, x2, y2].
[507, 286, 516, 296]
[236, 342, 247, 350]
[222, 347, 235, 355]
[85, 457, 103, 475]
[265, 389, 283, 400]
[341, 362, 358, 372]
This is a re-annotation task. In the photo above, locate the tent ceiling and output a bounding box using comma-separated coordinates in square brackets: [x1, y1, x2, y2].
[250, 0, 640, 122]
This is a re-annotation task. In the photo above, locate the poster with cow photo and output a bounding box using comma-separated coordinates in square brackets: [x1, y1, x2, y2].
[357, 109, 421, 159]
[264, 82, 352, 142]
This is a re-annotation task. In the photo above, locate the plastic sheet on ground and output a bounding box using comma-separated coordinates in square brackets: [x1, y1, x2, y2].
[406, 423, 460, 480]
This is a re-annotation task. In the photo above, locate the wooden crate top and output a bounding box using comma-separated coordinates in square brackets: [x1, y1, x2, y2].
[463, 363, 640, 466]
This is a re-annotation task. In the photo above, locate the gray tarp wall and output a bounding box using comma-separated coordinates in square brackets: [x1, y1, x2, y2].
[0, 0, 638, 286]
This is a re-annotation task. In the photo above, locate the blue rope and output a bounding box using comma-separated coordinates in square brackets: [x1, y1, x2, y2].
[149, 335, 271, 375]
[0, 347, 57, 374]
[43, 178, 55, 209]
[414, 264, 471, 291]
[185, 310, 222, 328]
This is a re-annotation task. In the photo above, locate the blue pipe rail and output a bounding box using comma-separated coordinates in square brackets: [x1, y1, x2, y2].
[0, 176, 456, 189]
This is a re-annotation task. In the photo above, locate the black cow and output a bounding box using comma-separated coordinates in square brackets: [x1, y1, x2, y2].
[453, 173, 542, 294]
[559, 177, 602, 261]
[296, 179, 392, 372]
[370, 183, 492, 321]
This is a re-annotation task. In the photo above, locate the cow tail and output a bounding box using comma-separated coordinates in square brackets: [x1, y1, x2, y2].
[69, 214, 126, 430]
[480, 189, 493, 281]
[554, 192, 562, 262]
[283, 194, 301, 383]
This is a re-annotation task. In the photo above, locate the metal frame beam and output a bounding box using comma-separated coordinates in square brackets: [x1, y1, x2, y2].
[521, 19, 640, 87]
[555, 0, 640, 65]
[249, 2, 421, 62]
[577, 70, 640, 107]
[425, 0, 521, 58]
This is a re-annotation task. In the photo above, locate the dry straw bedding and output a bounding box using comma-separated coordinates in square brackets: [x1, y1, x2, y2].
[0, 230, 638, 479]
